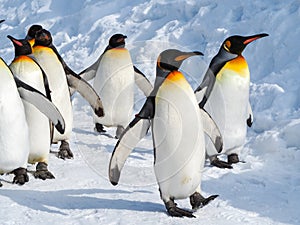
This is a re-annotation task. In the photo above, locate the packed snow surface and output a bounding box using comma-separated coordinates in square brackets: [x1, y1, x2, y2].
[0, 0, 299, 224]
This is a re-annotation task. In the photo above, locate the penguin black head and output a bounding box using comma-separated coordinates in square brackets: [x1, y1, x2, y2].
[157, 49, 203, 72]
[34, 29, 52, 47]
[109, 34, 127, 48]
[7, 35, 32, 56]
[222, 33, 269, 55]
[26, 24, 43, 40]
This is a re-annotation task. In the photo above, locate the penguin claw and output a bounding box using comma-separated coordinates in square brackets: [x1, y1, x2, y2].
[211, 158, 233, 169]
[34, 170, 55, 180]
[165, 200, 195, 218]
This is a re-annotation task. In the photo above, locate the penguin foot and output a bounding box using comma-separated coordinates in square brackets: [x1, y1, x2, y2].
[12, 168, 29, 185]
[58, 141, 73, 160]
[94, 123, 106, 133]
[34, 162, 55, 180]
[190, 192, 218, 209]
[228, 153, 239, 164]
[165, 199, 195, 218]
[211, 157, 233, 169]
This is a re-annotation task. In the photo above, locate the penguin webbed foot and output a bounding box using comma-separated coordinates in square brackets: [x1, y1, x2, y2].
[190, 192, 218, 209]
[165, 199, 195, 218]
[34, 162, 55, 180]
[12, 168, 29, 185]
[227, 153, 239, 164]
[210, 157, 233, 169]
[58, 141, 73, 160]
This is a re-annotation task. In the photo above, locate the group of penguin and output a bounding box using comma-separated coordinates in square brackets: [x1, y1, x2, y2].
[0, 19, 268, 218]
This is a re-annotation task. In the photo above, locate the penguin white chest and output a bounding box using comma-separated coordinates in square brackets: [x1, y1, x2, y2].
[93, 48, 134, 127]
[0, 60, 29, 173]
[153, 71, 205, 200]
[205, 57, 250, 149]
[33, 46, 73, 142]
[9, 57, 50, 164]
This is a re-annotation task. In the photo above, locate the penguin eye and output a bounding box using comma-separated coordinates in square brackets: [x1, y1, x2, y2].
[224, 40, 231, 51]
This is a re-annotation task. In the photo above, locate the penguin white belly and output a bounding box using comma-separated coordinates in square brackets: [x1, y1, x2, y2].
[153, 72, 205, 200]
[93, 48, 134, 127]
[10, 58, 50, 164]
[0, 61, 29, 173]
[206, 69, 249, 152]
[33, 47, 73, 142]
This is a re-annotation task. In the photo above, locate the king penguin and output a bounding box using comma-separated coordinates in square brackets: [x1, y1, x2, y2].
[31, 28, 74, 159]
[195, 33, 269, 169]
[108, 49, 223, 217]
[79, 34, 153, 138]
[8, 35, 59, 180]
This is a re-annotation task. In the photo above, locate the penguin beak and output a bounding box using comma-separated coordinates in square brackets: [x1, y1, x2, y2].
[175, 51, 204, 61]
[7, 35, 23, 47]
[243, 33, 269, 45]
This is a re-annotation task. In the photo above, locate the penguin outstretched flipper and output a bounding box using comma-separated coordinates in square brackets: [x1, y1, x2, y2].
[78, 56, 101, 81]
[134, 66, 153, 97]
[199, 109, 223, 153]
[65, 72, 104, 117]
[15, 77, 65, 134]
[109, 97, 154, 185]
[0, 19, 4, 24]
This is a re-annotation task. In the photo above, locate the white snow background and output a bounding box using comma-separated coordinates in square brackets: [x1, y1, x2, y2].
[0, 0, 300, 224]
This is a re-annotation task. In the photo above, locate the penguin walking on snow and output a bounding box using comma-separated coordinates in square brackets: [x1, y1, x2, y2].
[8, 35, 59, 180]
[109, 49, 222, 217]
[195, 33, 268, 169]
[79, 34, 153, 138]
[32, 28, 104, 159]
[0, 20, 65, 186]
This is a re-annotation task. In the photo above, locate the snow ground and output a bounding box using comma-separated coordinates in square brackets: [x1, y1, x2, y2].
[0, 0, 300, 224]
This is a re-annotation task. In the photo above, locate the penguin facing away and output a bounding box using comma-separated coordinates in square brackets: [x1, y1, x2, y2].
[79, 34, 153, 138]
[195, 33, 269, 169]
[8, 35, 59, 180]
[109, 49, 223, 217]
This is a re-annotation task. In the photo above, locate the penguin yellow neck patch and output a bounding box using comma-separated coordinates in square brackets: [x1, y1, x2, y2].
[14, 55, 32, 63]
[166, 71, 185, 82]
[218, 56, 249, 79]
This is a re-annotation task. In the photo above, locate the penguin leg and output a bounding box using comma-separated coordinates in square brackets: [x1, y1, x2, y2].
[58, 140, 73, 160]
[34, 162, 55, 180]
[12, 168, 29, 185]
[189, 192, 218, 210]
[210, 155, 233, 169]
[94, 123, 106, 133]
[164, 199, 195, 218]
[115, 125, 125, 139]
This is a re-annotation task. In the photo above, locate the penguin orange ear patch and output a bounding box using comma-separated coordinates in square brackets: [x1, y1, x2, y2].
[12, 39, 23, 47]
[224, 40, 231, 51]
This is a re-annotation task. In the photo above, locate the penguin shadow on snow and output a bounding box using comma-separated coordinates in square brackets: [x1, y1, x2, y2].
[0, 188, 163, 215]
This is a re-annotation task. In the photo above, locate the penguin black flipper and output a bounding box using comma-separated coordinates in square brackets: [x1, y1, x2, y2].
[65, 72, 104, 117]
[78, 56, 102, 81]
[109, 97, 154, 185]
[0, 19, 4, 24]
[49, 44, 104, 117]
[195, 49, 237, 108]
[247, 101, 253, 127]
[133, 66, 153, 97]
[14, 77, 65, 134]
[199, 108, 223, 153]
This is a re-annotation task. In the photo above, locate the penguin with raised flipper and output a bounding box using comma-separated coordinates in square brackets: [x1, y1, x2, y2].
[79, 34, 153, 138]
[195, 33, 268, 169]
[8, 35, 64, 180]
[109, 49, 222, 217]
